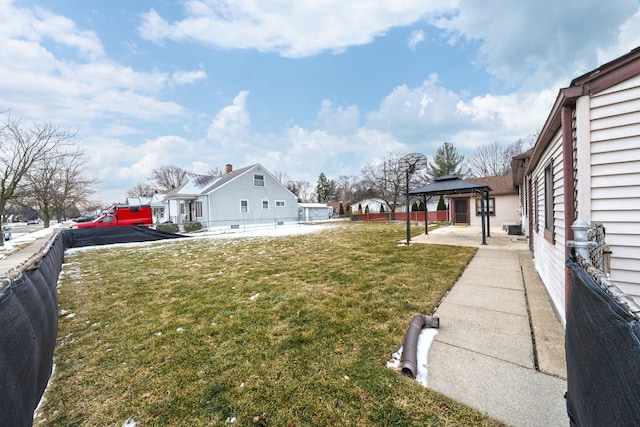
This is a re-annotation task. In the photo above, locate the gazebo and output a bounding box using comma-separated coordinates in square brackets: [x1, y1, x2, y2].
[409, 175, 492, 245]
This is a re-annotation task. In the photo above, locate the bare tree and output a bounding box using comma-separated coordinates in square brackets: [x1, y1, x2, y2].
[468, 133, 539, 177]
[334, 175, 360, 203]
[286, 180, 313, 202]
[361, 151, 427, 212]
[0, 112, 76, 239]
[150, 165, 187, 191]
[207, 166, 226, 178]
[467, 142, 511, 177]
[19, 147, 97, 227]
[126, 182, 156, 199]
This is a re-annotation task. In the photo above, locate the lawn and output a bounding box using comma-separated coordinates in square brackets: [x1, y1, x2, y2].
[36, 222, 503, 426]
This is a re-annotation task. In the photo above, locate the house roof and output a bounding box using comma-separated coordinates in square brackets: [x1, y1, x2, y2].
[409, 174, 491, 197]
[467, 175, 517, 196]
[202, 164, 256, 193]
[527, 46, 640, 174]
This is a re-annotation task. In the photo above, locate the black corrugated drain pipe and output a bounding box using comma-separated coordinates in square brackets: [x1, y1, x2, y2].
[401, 314, 439, 378]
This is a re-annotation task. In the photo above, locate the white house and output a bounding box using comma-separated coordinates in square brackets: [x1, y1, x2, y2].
[298, 203, 333, 222]
[162, 164, 299, 230]
[514, 47, 640, 323]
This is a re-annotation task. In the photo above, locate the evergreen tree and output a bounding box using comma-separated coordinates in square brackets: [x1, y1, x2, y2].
[380, 204, 385, 213]
[411, 201, 419, 212]
[427, 142, 467, 180]
[437, 195, 447, 211]
[365, 205, 370, 213]
[418, 200, 425, 211]
[358, 203, 362, 213]
[339, 202, 345, 216]
[316, 172, 335, 202]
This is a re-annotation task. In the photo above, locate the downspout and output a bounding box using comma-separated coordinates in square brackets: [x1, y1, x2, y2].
[562, 105, 576, 313]
[401, 314, 439, 378]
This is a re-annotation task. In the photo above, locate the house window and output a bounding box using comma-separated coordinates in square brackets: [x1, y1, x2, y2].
[262, 200, 269, 209]
[180, 202, 185, 215]
[195, 200, 203, 217]
[254, 174, 265, 187]
[240, 200, 248, 213]
[275, 200, 285, 207]
[476, 198, 495, 215]
[544, 162, 554, 241]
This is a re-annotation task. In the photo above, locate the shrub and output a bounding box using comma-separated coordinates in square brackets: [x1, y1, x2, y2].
[156, 222, 179, 233]
[183, 221, 203, 233]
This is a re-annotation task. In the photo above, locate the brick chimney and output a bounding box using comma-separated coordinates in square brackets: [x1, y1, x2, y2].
[225, 164, 233, 174]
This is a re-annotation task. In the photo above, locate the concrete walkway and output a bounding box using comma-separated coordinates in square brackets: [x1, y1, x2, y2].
[412, 225, 568, 427]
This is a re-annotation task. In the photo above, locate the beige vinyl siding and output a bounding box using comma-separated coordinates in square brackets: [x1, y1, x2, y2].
[589, 73, 640, 300]
[531, 129, 567, 322]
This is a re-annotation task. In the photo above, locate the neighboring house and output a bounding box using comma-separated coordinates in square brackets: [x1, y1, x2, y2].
[353, 198, 388, 213]
[298, 203, 333, 222]
[163, 164, 299, 229]
[442, 175, 520, 228]
[513, 47, 640, 323]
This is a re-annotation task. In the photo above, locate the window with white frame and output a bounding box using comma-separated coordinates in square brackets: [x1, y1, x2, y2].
[262, 200, 269, 209]
[180, 202, 185, 215]
[476, 197, 495, 215]
[240, 200, 248, 213]
[254, 174, 265, 187]
[275, 200, 285, 207]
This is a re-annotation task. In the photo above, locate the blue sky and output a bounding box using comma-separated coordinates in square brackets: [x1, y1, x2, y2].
[2, 0, 639, 203]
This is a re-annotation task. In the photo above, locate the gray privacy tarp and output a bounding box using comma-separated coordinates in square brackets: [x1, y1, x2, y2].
[565, 257, 640, 426]
[0, 226, 186, 426]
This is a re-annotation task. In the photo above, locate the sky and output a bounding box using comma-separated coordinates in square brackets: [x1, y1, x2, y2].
[1, 0, 639, 204]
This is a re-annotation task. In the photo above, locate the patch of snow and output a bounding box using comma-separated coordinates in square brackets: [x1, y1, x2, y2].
[63, 223, 336, 254]
[415, 328, 438, 387]
[386, 327, 439, 387]
[122, 418, 138, 427]
[248, 293, 260, 301]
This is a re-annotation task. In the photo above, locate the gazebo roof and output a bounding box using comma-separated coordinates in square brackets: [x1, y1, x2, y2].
[409, 175, 491, 196]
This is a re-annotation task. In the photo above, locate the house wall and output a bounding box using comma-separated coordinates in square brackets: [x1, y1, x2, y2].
[529, 129, 567, 324]
[585, 74, 640, 300]
[468, 194, 520, 228]
[206, 165, 298, 227]
[298, 206, 332, 222]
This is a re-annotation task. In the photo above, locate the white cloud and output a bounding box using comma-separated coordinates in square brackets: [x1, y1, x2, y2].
[206, 90, 253, 148]
[139, 0, 457, 58]
[365, 73, 557, 153]
[432, 0, 640, 86]
[171, 68, 207, 85]
[314, 100, 360, 135]
[407, 29, 425, 50]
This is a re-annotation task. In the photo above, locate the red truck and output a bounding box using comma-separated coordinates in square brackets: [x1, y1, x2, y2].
[75, 205, 153, 228]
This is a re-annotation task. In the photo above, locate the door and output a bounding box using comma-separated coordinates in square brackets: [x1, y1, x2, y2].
[454, 198, 468, 224]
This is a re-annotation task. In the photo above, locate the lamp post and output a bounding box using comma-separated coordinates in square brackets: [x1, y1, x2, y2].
[406, 163, 415, 246]
[400, 153, 427, 246]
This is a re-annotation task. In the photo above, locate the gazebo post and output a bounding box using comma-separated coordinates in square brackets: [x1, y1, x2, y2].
[423, 195, 428, 235]
[485, 189, 491, 237]
[480, 190, 487, 245]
